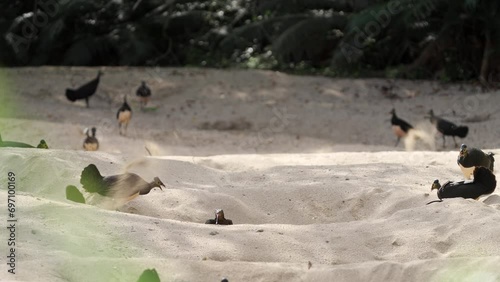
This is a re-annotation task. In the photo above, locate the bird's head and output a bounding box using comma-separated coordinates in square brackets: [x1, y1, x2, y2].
[431, 179, 441, 191]
[153, 177, 165, 190]
[91, 127, 97, 136]
[97, 70, 104, 77]
[215, 209, 225, 224]
[389, 108, 396, 115]
[141, 81, 146, 85]
[459, 144, 468, 158]
[37, 139, 48, 149]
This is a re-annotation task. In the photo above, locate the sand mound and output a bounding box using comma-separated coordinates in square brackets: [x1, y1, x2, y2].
[2, 148, 500, 281]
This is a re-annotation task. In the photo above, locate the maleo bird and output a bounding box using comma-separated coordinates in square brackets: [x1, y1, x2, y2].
[117, 96, 132, 135]
[390, 108, 414, 147]
[205, 209, 233, 225]
[427, 110, 468, 148]
[66, 70, 103, 108]
[427, 166, 496, 204]
[457, 144, 494, 179]
[136, 81, 152, 108]
[80, 164, 165, 204]
[83, 127, 99, 151]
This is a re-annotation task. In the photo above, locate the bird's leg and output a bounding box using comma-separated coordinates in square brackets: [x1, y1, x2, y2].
[453, 137, 458, 148]
[85, 97, 89, 108]
[442, 135, 446, 148]
[394, 137, 400, 147]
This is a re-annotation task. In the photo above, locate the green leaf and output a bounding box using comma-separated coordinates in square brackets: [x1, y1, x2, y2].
[66, 185, 86, 204]
[137, 269, 161, 282]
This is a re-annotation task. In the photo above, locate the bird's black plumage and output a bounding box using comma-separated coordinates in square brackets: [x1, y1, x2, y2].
[428, 110, 468, 147]
[116, 96, 132, 119]
[390, 108, 413, 147]
[136, 81, 151, 98]
[205, 209, 233, 225]
[430, 166, 496, 202]
[83, 127, 99, 151]
[66, 71, 103, 108]
[80, 164, 165, 198]
[117, 96, 133, 135]
[457, 144, 494, 179]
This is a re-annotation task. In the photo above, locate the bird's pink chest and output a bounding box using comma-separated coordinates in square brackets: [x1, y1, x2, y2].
[392, 125, 406, 138]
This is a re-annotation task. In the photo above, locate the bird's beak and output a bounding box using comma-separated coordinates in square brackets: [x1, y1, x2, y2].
[159, 181, 165, 190]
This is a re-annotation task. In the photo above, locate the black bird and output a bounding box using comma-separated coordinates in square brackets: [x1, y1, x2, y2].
[427, 110, 468, 148]
[0, 134, 48, 149]
[205, 209, 233, 225]
[136, 81, 152, 108]
[66, 70, 103, 108]
[457, 144, 494, 179]
[80, 164, 165, 203]
[428, 166, 496, 204]
[117, 96, 132, 135]
[390, 108, 414, 147]
[83, 127, 99, 151]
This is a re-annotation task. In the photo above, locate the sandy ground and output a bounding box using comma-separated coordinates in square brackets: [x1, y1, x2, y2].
[1, 67, 500, 281]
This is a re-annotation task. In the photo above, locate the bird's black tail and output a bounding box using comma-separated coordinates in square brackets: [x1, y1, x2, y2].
[453, 126, 468, 138]
[80, 164, 105, 194]
[488, 152, 495, 171]
[66, 89, 77, 102]
[473, 166, 497, 194]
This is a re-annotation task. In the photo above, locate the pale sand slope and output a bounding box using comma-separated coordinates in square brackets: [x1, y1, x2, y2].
[1, 67, 500, 154]
[1, 148, 500, 281]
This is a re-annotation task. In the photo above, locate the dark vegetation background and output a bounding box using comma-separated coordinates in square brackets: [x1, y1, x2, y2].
[1, 0, 500, 83]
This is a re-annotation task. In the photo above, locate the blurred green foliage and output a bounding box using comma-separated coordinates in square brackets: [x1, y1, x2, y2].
[1, 0, 500, 82]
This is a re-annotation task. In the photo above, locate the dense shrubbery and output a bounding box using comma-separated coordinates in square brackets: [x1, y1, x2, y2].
[1, 0, 499, 82]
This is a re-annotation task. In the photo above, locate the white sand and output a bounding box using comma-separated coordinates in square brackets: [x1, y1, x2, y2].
[1, 67, 500, 281]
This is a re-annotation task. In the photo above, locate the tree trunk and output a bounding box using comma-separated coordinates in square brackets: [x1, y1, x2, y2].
[479, 30, 492, 85]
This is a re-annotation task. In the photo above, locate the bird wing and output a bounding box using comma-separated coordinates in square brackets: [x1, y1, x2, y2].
[80, 164, 106, 195]
[102, 173, 149, 199]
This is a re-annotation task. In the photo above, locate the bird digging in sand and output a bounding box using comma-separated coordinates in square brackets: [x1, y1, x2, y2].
[117, 96, 132, 135]
[66, 70, 103, 108]
[136, 81, 152, 108]
[390, 108, 413, 147]
[457, 144, 494, 179]
[427, 166, 497, 204]
[205, 209, 233, 225]
[0, 134, 48, 149]
[83, 127, 99, 151]
[80, 164, 164, 206]
[427, 110, 468, 148]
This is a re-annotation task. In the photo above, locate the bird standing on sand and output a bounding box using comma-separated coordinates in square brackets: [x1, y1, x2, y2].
[117, 96, 132, 135]
[80, 164, 165, 203]
[457, 144, 494, 179]
[427, 110, 468, 148]
[428, 166, 497, 204]
[390, 108, 413, 147]
[136, 81, 152, 108]
[66, 70, 103, 108]
[83, 127, 99, 151]
[205, 209, 233, 225]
